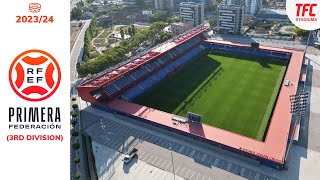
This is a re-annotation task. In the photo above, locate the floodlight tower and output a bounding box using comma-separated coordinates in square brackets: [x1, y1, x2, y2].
[285, 92, 309, 161]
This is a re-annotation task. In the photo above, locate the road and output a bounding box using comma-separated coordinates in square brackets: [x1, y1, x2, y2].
[70, 20, 91, 86]
[69, 19, 90, 180]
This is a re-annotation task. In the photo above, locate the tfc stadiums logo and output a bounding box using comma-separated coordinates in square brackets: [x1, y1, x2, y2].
[287, 0, 320, 30]
[9, 50, 61, 102]
[29, 3, 41, 13]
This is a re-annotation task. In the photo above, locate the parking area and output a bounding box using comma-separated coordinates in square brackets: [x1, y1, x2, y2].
[84, 109, 277, 180]
[92, 141, 185, 180]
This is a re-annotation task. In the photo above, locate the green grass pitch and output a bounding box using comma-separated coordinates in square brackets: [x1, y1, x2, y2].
[133, 50, 287, 140]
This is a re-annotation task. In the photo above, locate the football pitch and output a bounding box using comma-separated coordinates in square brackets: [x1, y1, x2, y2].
[133, 51, 287, 140]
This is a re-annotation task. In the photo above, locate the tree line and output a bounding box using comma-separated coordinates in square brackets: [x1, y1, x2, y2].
[71, 1, 84, 20]
[82, 17, 97, 61]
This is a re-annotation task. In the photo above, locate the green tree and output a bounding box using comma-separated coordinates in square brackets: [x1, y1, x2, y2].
[76, 0, 84, 7]
[78, 21, 176, 76]
[74, 157, 80, 164]
[209, 18, 217, 28]
[167, 16, 180, 24]
[150, 21, 167, 32]
[150, 11, 169, 22]
[73, 142, 80, 150]
[71, 7, 82, 20]
[294, 28, 309, 39]
[120, 28, 125, 39]
[155, 32, 173, 44]
[72, 131, 79, 137]
[71, 120, 77, 125]
[82, 18, 98, 61]
[75, 172, 81, 179]
[131, 24, 136, 35]
[72, 111, 78, 118]
[72, 104, 78, 109]
[128, 27, 132, 36]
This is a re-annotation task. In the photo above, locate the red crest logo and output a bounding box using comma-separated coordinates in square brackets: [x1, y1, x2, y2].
[9, 50, 61, 102]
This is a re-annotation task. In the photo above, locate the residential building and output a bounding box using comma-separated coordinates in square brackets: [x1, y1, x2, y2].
[222, 0, 244, 6]
[222, 0, 261, 15]
[244, 0, 261, 15]
[193, 0, 216, 7]
[180, 2, 204, 27]
[172, 0, 186, 12]
[171, 22, 194, 36]
[122, 0, 154, 9]
[217, 5, 244, 34]
[155, 0, 173, 11]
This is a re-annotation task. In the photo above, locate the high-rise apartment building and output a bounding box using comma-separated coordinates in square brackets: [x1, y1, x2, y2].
[180, 2, 204, 27]
[217, 4, 244, 34]
[222, 0, 261, 15]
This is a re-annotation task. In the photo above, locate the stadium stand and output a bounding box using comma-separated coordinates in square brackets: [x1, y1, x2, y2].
[119, 45, 206, 101]
[101, 36, 204, 97]
[203, 42, 291, 60]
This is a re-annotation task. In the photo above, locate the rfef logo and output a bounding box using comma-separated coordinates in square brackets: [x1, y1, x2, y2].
[9, 50, 61, 102]
[287, 0, 320, 30]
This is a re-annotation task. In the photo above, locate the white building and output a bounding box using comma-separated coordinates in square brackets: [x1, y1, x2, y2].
[217, 5, 244, 34]
[171, 22, 194, 36]
[180, 2, 204, 27]
[244, 0, 261, 15]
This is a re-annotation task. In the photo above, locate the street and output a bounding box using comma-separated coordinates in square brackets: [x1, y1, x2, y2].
[70, 20, 91, 85]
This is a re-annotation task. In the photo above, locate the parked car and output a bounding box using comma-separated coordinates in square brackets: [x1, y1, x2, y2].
[123, 147, 138, 164]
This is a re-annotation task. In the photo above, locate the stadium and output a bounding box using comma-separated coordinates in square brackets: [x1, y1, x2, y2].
[77, 25, 305, 169]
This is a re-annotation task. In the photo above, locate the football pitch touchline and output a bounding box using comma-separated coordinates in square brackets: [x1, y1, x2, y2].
[257, 66, 287, 140]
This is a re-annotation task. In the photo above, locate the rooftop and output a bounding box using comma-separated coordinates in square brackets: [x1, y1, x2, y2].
[259, 9, 287, 16]
[180, 2, 203, 6]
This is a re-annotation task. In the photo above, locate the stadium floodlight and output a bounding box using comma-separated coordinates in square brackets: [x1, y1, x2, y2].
[286, 91, 309, 161]
[290, 92, 309, 116]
